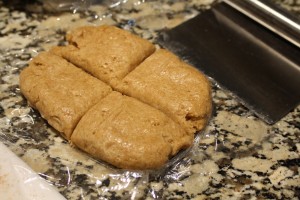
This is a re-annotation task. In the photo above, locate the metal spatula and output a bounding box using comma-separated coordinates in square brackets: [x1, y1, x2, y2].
[157, 0, 300, 124]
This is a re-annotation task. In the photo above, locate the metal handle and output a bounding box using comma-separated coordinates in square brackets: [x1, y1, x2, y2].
[222, 0, 300, 48]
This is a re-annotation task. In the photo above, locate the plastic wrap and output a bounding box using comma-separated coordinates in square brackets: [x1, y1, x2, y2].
[3, 0, 297, 199]
[0, 1, 219, 198]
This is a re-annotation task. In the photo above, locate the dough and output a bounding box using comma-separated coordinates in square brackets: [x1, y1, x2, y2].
[19, 25, 212, 170]
[19, 52, 112, 139]
[71, 92, 192, 169]
[118, 49, 212, 135]
[51, 25, 155, 88]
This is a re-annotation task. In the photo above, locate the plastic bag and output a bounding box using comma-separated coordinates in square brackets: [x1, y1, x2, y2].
[0, 142, 66, 200]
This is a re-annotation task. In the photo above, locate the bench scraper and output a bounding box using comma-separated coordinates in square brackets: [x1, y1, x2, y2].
[157, 0, 300, 124]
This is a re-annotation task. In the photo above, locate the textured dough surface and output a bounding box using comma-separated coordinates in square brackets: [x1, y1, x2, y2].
[118, 49, 212, 135]
[19, 25, 212, 170]
[51, 25, 155, 88]
[19, 52, 112, 139]
[71, 92, 193, 169]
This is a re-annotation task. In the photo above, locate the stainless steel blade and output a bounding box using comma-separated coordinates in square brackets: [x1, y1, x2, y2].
[157, 2, 300, 124]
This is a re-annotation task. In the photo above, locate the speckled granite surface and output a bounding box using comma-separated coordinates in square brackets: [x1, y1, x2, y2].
[0, 0, 299, 199]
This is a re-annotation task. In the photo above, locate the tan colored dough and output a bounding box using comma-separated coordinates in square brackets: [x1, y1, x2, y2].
[19, 52, 112, 139]
[51, 25, 155, 88]
[117, 49, 212, 135]
[19, 25, 213, 170]
[71, 92, 193, 169]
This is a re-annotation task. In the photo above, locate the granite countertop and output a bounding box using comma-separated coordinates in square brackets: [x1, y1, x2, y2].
[0, 0, 299, 199]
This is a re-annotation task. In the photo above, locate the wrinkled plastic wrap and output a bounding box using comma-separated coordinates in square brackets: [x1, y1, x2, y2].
[2, 0, 300, 199]
[38, 0, 100, 12]
[0, 0, 222, 199]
